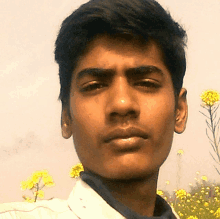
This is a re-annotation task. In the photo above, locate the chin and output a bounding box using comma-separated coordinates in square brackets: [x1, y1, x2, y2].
[98, 164, 160, 182]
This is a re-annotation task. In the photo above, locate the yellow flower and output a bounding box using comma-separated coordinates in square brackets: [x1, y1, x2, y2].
[187, 216, 198, 219]
[21, 170, 51, 191]
[27, 198, 35, 203]
[201, 175, 208, 181]
[20, 181, 27, 191]
[41, 170, 49, 177]
[21, 169, 55, 202]
[42, 175, 55, 187]
[175, 189, 187, 199]
[34, 190, 44, 199]
[178, 212, 184, 217]
[69, 163, 84, 178]
[200, 90, 220, 106]
[157, 190, 164, 196]
[214, 208, 220, 218]
[204, 202, 209, 207]
[23, 196, 35, 203]
[21, 177, 35, 190]
[165, 180, 170, 185]
[31, 175, 40, 184]
[177, 149, 184, 155]
[26, 178, 34, 190]
[31, 170, 49, 184]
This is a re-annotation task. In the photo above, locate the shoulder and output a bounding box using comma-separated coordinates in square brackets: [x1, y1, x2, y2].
[0, 198, 77, 219]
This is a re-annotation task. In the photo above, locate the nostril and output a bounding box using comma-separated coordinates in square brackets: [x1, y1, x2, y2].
[110, 112, 118, 118]
[109, 110, 139, 120]
[127, 110, 139, 119]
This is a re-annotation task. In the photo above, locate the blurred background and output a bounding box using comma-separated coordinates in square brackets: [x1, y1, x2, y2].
[0, 0, 220, 203]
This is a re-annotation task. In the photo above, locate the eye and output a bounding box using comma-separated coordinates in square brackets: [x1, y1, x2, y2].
[135, 80, 161, 89]
[80, 81, 107, 92]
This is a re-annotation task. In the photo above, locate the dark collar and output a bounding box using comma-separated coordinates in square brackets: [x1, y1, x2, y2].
[80, 171, 177, 219]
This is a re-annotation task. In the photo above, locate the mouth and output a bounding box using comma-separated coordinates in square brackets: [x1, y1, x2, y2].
[103, 127, 148, 151]
[104, 126, 148, 143]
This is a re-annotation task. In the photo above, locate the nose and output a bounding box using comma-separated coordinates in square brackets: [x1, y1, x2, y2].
[105, 76, 140, 123]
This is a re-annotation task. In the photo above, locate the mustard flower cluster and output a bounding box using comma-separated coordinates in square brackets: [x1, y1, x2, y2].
[175, 189, 187, 199]
[214, 208, 220, 218]
[201, 176, 208, 182]
[200, 89, 220, 177]
[69, 163, 84, 178]
[200, 90, 220, 106]
[177, 149, 184, 156]
[157, 190, 164, 196]
[20, 170, 55, 202]
[186, 216, 198, 219]
[22, 195, 35, 203]
[158, 175, 220, 218]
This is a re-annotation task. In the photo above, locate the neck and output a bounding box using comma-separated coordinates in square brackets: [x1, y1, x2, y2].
[98, 171, 159, 217]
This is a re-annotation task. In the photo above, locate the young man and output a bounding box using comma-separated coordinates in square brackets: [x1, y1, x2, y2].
[0, 0, 187, 218]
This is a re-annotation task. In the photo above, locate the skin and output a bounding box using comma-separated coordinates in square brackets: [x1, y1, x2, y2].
[61, 35, 188, 216]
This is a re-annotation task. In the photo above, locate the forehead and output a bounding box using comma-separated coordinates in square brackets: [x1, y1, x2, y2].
[73, 35, 168, 79]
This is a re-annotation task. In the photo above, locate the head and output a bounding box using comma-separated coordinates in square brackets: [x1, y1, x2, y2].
[55, 0, 188, 181]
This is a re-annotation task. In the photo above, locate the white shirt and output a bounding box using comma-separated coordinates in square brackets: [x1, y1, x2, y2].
[0, 177, 180, 219]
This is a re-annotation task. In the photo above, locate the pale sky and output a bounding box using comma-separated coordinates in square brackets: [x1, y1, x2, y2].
[1, 0, 220, 203]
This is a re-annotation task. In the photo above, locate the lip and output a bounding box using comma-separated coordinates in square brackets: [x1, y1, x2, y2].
[104, 126, 148, 143]
[108, 137, 146, 152]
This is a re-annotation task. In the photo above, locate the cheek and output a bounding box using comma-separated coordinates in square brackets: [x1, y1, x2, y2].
[70, 96, 103, 145]
[156, 102, 175, 151]
[143, 94, 176, 143]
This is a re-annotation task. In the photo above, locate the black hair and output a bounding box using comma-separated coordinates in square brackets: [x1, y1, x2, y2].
[55, 0, 187, 108]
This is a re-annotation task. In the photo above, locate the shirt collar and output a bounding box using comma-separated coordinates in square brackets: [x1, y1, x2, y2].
[80, 171, 178, 219]
[67, 175, 125, 219]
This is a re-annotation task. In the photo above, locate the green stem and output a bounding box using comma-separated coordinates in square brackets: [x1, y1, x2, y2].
[34, 183, 39, 202]
[209, 106, 220, 162]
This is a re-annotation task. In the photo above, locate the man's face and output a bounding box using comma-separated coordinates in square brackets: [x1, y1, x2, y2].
[62, 35, 187, 180]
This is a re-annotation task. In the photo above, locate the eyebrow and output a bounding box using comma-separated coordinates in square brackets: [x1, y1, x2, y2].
[75, 65, 164, 81]
[126, 66, 164, 78]
[75, 68, 114, 81]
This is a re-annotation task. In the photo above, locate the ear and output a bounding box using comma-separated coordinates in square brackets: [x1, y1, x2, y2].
[174, 88, 188, 134]
[61, 107, 73, 139]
